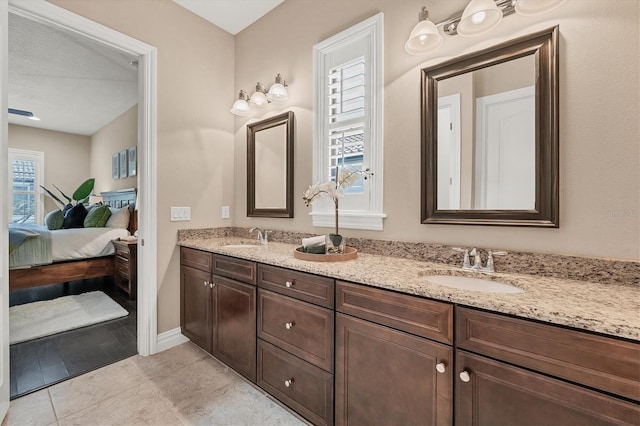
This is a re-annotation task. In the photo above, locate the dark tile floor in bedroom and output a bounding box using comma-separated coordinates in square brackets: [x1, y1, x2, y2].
[9, 277, 137, 400]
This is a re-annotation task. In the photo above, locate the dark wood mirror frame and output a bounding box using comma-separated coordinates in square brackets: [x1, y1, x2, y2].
[247, 111, 294, 218]
[421, 26, 559, 227]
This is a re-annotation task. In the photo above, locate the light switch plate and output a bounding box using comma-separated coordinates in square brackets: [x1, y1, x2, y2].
[221, 206, 230, 219]
[170, 206, 191, 221]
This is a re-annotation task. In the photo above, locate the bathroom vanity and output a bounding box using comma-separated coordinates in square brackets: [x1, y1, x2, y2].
[178, 237, 639, 425]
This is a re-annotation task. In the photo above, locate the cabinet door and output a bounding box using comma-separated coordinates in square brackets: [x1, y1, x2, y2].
[455, 351, 640, 426]
[336, 313, 452, 426]
[212, 275, 257, 382]
[180, 265, 212, 353]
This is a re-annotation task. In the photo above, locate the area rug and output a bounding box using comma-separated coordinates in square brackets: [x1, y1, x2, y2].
[10, 291, 128, 344]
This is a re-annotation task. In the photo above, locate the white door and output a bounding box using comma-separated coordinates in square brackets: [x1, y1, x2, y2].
[437, 94, 461, 210]
[0, 0, 11, 419]
[475, 86, 535, 210]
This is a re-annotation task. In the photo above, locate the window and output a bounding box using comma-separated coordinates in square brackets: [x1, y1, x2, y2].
[9, 149, 44, 224]
[313, 13, 385, 231]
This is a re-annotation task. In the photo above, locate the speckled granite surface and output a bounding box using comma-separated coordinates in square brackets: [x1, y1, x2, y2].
[179, 227, 639, 286]
[177, 232, 640, 342]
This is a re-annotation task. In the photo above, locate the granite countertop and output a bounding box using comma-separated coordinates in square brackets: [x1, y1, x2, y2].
[178, 236, 640, 342]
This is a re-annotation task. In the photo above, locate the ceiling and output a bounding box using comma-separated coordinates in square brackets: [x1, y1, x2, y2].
[8, 1, 283, 136]
[173, 0, 285, 35]
[8, 13, 139, 136]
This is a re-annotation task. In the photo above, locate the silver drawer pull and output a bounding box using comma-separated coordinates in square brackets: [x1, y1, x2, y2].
[285, 281, 294, 288]
[285, 322, 295, 330]
[459, 370, 471, 383]
[284, 378, 294, 388]
[435, 362, 446, 374]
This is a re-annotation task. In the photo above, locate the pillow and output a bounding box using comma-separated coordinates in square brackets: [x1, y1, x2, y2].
[44, 209, 64, 230]
[63, 203, 88, 229]
[87, 202, 104, 214]
[106, 206, 130, 229]
[84, 205, 112, 228]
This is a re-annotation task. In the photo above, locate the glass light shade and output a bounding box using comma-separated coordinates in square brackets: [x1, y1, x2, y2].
[515, 0, 567, 15]
[230, 98, 251, 116]
[457, 0, 503, 37]
[267, 83, 289, 102]
[249, 91, 269, 108]
[405, 19, 443, 55]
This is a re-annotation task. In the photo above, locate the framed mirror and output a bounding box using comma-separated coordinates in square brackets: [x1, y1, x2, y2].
[247, 111, 294, 218]
[421, 26, 559, 227]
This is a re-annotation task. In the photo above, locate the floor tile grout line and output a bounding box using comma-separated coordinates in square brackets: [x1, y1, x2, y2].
[47, 356, 146, 421]
[46, 388, 59, 423]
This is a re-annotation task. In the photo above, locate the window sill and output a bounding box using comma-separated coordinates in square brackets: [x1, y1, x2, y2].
[310, 211, 386, 231]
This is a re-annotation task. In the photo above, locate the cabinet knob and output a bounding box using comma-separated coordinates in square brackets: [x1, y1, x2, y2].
[285, 281, 293, 288]
[210, 283, 214, 288]
[459, 370, 471, 383]
[284, 378, 294, 388]
[203, 281, 208, 287]
[435, 362, 446, 374]
[285, 322, 294, 330]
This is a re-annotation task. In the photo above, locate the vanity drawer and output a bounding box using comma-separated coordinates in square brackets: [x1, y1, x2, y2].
[456, 307, 640, 402]
[336, 281, 453, 345]
[258, 289, 334, 372]
[257, 339, 333, 426]
[212, 254, 256, 285]
[257, 264, 334, 308]
[180, 247, 212, 272]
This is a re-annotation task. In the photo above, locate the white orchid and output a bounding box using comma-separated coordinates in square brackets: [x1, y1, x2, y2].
[303, 166, 373, 241]
[303, 167, 372, 207]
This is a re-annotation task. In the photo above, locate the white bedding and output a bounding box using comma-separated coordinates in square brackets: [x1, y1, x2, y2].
[51, 227, 130, 261]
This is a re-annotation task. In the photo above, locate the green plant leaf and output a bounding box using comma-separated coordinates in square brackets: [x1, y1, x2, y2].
[53, 184, 72, 204]
[40, 185, 66, 208]
[72, 178, 95, 202]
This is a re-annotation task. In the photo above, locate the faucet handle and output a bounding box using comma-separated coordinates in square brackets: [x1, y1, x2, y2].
[490, 250, 508, 256]
[452, 247, 467, 253]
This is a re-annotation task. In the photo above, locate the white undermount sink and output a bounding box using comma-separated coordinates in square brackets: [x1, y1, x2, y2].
[424, 275, 525, 294]
[222, 244, 260, 248]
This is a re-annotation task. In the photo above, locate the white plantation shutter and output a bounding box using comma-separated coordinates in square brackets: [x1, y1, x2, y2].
[313, 13, 385, 231]
[9, 149, 44, 225]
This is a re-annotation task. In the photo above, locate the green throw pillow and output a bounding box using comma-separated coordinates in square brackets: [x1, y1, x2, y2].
[44, 209, 64, 230]
[84, 205, 112, 228]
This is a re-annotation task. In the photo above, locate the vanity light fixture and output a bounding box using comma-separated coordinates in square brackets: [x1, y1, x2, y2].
[8, 108, 40, 121]
[266, 73, 289, 103]
[457, 0, 503, 37]
[230, 90, 251, 116]
[406, 0, 567, 55]
[231, 74, 290, 116]
[405, 6, 443, 55]
[249, 82, 269, 108]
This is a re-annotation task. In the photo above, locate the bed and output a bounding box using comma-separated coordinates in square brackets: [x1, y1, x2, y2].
[9, 188, 137, 291]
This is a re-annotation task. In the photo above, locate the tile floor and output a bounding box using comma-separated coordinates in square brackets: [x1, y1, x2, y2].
[2, 342, 306, 426]
[9, 278, 137, 399]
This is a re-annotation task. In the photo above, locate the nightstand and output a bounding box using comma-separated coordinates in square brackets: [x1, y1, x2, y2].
[112, 238, 138, 300]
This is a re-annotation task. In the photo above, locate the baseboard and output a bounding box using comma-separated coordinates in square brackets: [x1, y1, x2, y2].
[156, 327, 190, 353]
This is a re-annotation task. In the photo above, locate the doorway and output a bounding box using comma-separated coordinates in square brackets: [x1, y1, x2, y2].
[2, 0, 158, 405]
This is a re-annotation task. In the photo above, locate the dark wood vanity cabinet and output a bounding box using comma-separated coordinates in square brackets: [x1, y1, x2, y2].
[335, 281, 454, 426]
[256, 264, 335, 426]
[180, 247, 256, 381]
[455, 307, 640, 425]
[179, 248, 640, 426]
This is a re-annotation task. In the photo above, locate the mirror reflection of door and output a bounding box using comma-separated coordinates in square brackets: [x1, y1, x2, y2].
[437, 94, 460, 210]
[436, 54, 535, 211]
[254, 124, 287, 209]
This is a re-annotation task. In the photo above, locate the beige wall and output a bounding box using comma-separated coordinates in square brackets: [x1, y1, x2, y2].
[8, 124, 91, 215]
[49, 0, 236, 333]
[90, 105, 138, 194]
[234, 0, 640, 261]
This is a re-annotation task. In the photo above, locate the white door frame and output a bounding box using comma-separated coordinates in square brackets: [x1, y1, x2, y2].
[6, 0, 158, 356]
[437, 94, 461, 210]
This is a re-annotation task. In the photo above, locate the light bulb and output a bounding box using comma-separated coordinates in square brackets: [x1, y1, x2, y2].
[471, 11, 486, 24]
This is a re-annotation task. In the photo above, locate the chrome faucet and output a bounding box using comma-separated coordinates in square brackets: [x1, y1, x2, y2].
[249, 227, 269, 245]
[453, 247, 507, 273]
